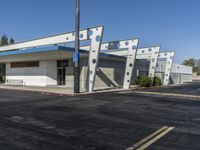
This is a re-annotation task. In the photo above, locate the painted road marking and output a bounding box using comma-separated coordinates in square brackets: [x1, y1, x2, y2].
[126, 126, 175, 150]
[126, 126, 168, 150]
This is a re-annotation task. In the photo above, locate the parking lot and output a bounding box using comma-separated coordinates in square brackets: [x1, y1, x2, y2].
[136, 81, 200, 96]
[0, 83, 199, 150]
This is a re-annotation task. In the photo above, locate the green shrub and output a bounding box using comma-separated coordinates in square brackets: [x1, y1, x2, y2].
[135, 75, 152, 87]
[135, 76, 141, 85]
[0, 74, 5, 83]
[153, 76, 162, 86]
[197, 70, 200, 76]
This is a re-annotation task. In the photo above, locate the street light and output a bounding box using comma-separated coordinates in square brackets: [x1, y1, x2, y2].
[74, 0, 80, 93]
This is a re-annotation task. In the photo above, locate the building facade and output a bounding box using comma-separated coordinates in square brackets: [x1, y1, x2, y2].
[0, 45, 192, 92]
[0, 26, 193, 92]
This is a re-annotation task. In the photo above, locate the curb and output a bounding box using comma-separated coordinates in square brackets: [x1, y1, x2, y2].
[0, 87, 75, 97]
[132, 91, 200, 100]
[0, 87, 130, 97]
[0, 83, 191, 97]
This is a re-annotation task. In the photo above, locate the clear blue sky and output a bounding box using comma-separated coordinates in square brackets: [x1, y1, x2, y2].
[0, 0, 200, 63]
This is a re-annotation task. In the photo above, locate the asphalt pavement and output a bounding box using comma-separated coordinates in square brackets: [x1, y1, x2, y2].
[0, 84, 199, 150]
[135, 81, 200, 96]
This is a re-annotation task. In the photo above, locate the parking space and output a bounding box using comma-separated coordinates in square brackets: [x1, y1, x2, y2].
[0, 89, 199, 149]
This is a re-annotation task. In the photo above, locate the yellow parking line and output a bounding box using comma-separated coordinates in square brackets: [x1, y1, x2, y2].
[126, 126, 175, 150]
[126, 126, 168, 150]
[136, 127, 174, 150]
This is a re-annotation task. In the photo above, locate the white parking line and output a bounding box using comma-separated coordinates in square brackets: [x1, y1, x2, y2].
[126, 126, 175, 150]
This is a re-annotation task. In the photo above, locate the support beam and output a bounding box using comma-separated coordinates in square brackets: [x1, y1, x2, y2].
[88, 27, 104, 92]
[82, 43, 175, 86]
[0, 26, 104, 52]
[136, 47, 160, 79]
[101, 46, 160, 85]
[102, 49, 175, 85]
[158, 52, 175, 85]
[82, 44, 160, 84]
[82, 39, 139, 89]
[122, 40, 139, 89]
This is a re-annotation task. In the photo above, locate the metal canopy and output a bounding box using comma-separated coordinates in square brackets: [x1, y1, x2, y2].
[82, 43, 160, 87]
[81, 42, 175, 86]
[0, 26, 175, 90]
[105, 49, 175, 85]
[135, 47, 160, 79]
[101, 46, 160, 86]
[0, 26, 103, 52]
[0, 26, 104, 93]
[98, 39, 139, 89]
[82, 39, 139, 89]
[99, 47, 175, 86]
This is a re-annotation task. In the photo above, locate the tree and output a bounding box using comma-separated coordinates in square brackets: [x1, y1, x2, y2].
[182, 58, 196, 67]
[9, 38, 15, 44]
[1, 34, 8, 46]
[193, 66, 199, 72]
[182, 58, 199, 72]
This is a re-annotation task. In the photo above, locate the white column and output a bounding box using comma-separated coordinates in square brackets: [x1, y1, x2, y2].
[159, 52, 175, 85]
[123, 39, 139, 89]
[88, 27, 104, 92]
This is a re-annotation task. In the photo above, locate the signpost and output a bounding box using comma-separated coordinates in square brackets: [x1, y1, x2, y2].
[74, 0, 80, 93]
[73, 52, 79, 62]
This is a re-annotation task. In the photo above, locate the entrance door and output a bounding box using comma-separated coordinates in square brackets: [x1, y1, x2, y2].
[0, 63, 5, 83]
[57, 68, 66, 85]
[57, 60, 68, 86]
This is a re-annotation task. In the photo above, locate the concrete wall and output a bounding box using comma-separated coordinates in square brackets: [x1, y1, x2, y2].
[64, 56, 126, 91]
[3, 51, 127, 89]
[156, 61, 193, 84]
[3, 50, 72, 86]
[6, 61, 47, 86]
[45, 60, 57, 86]
[6, 60, 57, 86]
[171, 73, 193, 84]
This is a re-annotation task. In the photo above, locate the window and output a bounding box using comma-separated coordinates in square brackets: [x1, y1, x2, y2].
[57, 60, 68, 68]
[11, 61, 39, 68]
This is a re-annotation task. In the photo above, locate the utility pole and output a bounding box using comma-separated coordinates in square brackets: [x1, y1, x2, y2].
[74, 0, 80, 93]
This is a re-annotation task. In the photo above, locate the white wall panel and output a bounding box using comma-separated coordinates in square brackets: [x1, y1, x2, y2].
[6, 60, 58, 86]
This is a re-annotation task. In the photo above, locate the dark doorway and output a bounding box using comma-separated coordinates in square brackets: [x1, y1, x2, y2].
[57, 60, 68, 86]
[0, 63, 6, 83]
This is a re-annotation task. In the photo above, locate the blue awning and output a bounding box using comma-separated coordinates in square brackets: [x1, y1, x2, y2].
[0, 45, 87, 56]
[0, 45, 123, 59]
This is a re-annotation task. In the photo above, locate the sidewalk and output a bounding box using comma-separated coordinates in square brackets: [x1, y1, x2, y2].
[0, 84, 127, 96]
[0, 85, 75, 95]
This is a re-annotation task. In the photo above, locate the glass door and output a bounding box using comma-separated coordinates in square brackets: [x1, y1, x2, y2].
[57, 60, 68, 86]
[57, 68, 66, 85]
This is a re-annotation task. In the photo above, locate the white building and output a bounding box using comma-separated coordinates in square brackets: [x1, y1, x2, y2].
[0, 45, 127, 91]
[0, 26, 193, 92]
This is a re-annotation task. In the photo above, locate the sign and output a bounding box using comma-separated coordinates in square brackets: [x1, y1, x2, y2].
[73, 52, 79, 62]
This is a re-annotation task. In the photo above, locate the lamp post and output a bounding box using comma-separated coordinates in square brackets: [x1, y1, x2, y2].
[74, 0, 80, 93]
